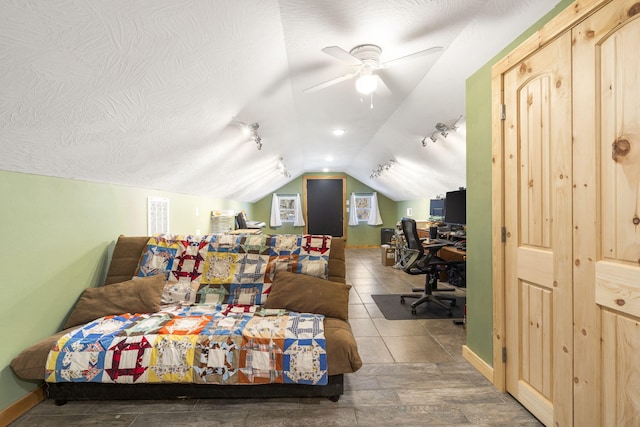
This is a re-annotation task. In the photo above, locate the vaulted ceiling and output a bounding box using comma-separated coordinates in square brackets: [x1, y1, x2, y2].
[0, 0, 561, 202]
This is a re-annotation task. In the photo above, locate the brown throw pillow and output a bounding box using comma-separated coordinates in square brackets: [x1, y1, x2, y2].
[264, 270, 351, 320]
[63, 274, 165, 329]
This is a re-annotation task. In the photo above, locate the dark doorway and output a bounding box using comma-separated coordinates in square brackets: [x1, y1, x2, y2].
[304, 176, 345, 237]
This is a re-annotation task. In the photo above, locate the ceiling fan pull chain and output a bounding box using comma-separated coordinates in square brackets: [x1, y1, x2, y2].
[370, 93, 374, 109]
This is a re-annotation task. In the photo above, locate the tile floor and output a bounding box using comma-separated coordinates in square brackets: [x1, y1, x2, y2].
[10, 247, 542, 426]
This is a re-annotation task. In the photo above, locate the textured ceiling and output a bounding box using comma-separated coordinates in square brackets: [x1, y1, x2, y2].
[0, 0, 561, 202]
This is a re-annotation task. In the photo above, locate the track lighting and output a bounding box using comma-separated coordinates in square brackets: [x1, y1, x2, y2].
[248, 123, 262, 150]
[277, 157, 291, 178]
[370, 159, 396, 179]
[422, 115, 462, 146]
[235, 120, 263, 150]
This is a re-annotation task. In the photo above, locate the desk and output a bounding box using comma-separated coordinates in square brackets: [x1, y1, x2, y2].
[433, 244, 466, 283]
[423, 239, 467, 282]
[439, 245, 466, 262]
[228, 229, 262, 235]
[420, 238, 465, 259]
[418, 228, 467, 243]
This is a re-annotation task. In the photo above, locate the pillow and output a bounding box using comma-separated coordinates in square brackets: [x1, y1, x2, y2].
[63, 274, 166, 329]
[264, 270, 351, 320]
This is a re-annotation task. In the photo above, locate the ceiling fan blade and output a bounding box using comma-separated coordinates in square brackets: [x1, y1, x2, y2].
[383, 46, 443, 67]
[321, 46, 362, 65]
[304, 72, 358, 93]
[374, 75, 392, 96]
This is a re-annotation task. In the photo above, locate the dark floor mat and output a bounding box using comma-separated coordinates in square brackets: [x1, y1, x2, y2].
[372, 294, 465, 320]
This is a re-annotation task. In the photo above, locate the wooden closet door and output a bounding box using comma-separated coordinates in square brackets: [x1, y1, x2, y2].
[502, 32, 573, 426]
[573, 1, 640, 425]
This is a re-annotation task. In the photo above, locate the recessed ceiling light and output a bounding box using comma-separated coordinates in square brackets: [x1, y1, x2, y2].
[323, 167, 329, 172]
[331, 129, 345, 136]
[325, 155, 334, 162]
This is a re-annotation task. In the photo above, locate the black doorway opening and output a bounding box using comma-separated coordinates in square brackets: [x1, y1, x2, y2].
[304, 177, 345, 237]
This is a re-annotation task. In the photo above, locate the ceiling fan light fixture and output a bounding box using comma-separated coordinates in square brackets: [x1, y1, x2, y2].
[355, 74, 377, 95]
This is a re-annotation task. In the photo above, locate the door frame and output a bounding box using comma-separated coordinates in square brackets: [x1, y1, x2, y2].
[490, 0, 608, 392]
[302, 175, 347, 238]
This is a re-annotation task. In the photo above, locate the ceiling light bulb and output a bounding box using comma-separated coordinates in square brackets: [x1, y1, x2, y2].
[355, 74, 377, 95]
[331, 129, 345, 137]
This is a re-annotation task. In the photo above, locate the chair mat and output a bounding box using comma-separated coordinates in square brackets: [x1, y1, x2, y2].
[371, 294, 465, 320]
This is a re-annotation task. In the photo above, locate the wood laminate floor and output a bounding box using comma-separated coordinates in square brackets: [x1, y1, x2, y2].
[10, 247, 541, 426]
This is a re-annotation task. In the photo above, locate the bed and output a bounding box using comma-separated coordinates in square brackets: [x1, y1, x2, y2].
[11, 234, 362, 403]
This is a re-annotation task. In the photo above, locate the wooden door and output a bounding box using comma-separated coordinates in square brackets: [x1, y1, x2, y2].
[303, 176, 346, 237]
[502, 32, 573, 426]
[573, 2, 640, 425]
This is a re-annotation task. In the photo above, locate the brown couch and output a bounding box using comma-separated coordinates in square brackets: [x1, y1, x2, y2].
[11, 235, 362, 403]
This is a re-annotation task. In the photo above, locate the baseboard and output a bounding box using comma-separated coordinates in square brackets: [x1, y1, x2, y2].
[0, 386, 44, 426]
[462, 344, 494, 384]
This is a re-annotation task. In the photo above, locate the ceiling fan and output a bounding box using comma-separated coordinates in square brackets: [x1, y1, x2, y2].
[304, 44, 442, 95]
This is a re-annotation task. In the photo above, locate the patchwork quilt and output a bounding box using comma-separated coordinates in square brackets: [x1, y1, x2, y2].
[135, 233, 332, 305]
[45, 305, 327, 385]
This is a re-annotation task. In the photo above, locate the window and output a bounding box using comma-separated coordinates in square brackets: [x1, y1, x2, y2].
[271, 193, 305, 227]
[277, 194, 297, 222]
[354, 194, 373, 222]
[348, 192, 383, 226]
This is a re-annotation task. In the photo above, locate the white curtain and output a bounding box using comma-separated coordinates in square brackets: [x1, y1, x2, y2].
[270, 193, 282, 227]
[367, 192, 383, 225]
[293, 194, 305, 226]
[270, 193, 305, 227]
[348, 193, 359, 226]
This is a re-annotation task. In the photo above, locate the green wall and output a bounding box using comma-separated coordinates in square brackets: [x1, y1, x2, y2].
[396, 199, 431, 222]
[0, 170, 249, 411]
[464, 0, 574, 365]
[253, 173, 403, 247]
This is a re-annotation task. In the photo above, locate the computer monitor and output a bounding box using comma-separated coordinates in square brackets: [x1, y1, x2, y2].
[429, 198, 445, 218]
[444, 189, 466, 226]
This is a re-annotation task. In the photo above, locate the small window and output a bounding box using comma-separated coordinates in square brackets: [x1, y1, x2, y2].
[148, 197, 170, 235]
[277, 195, 297, 223]
[354, 194, 373, 222]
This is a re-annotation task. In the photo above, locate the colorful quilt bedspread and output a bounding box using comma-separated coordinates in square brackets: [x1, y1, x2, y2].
[45, 305, 327, 385]
[135, 234, 332, 305]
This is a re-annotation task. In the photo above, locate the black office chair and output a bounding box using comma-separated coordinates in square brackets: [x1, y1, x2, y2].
[399, 217, 457, 316]
[236, 212, 248, 229]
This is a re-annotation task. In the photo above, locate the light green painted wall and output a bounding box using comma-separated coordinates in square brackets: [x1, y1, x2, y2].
[345, 175, 396, 247]
[253, 173, 398, 247]
[396, 199, 430, 222]
[0, 170, 249, 410]
[464, 0, 574, 365]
